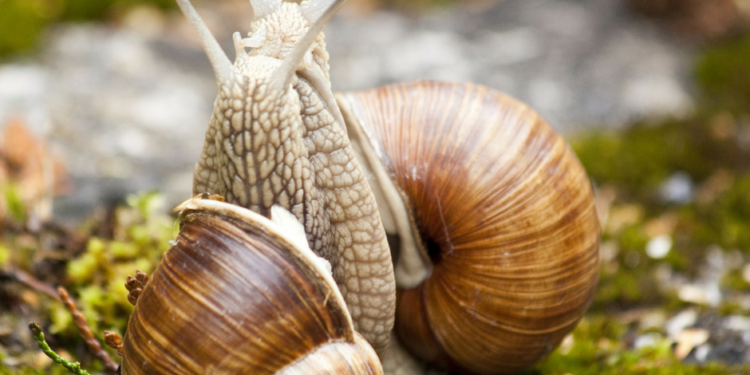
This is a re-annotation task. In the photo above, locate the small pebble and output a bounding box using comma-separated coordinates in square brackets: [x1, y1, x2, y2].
[559, 334, 574, 355]
[634, 332, 663, 349]
[599, 240, 619, 263]
[694, 343, 711, 363]
[674, 328, 709, 360]
[659, 172, 694, 204]
[666, 310, 698, 339]
[640, 310, 667, 330]
[678, 284, 721, 306]
[742, 264, 750, 283]
[706, 245, 725, 271]
[724, 316, 750, 331]
[646, 235, 672, 259]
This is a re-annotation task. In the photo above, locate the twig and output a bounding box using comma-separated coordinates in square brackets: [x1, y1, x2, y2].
[28, 322, 91, 375]
[58, 287, 120, 373]
[0, 267, 60, 301]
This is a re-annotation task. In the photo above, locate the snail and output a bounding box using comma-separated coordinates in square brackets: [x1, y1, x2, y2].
[119, 0, 600, 374]
[119, 195, 384, 374]
[183, 0, 396, 355]
[338, 82, 600, 374]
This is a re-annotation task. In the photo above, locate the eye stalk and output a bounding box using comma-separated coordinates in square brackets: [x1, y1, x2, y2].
[174, 0, 236, 85]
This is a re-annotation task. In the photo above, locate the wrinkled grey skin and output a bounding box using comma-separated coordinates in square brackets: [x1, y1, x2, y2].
[181, 0, 396, 354]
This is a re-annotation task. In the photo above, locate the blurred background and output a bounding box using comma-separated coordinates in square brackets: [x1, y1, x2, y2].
[2, 0, 750, 374]
[1, 0, 743, 218]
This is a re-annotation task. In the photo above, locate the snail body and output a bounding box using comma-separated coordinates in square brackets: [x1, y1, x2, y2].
[181, 0, 396, 353]
[121, 196, 383, 375]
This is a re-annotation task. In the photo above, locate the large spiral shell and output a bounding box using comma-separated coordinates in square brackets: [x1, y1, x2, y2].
[337, 81, 600, 374]
[121, 197, 383, 375]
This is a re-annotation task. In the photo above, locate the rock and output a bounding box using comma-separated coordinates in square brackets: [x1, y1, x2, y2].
[634, 332, 663, 349]
[724, 316, 750, 331]
[666, 310, 698, 339]
[678, 284, 721, 306]
[659, 172, 694, 204]
[674, 328, 709, 360]
[645, 235, 672, 259]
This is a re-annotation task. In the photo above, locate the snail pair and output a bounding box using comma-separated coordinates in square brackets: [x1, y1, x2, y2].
[117, 0, 600, 374]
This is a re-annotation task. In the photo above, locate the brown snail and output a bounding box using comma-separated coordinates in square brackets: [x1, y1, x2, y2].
[120, 195, 383, 374]
[184, 0, 397, 355]
[119, 0, 601, 374]
[339, 82, 600, 374]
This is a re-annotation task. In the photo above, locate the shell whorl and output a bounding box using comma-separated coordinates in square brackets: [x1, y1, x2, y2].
[121, 199, 382, 375]
[338, 81, 600, 374]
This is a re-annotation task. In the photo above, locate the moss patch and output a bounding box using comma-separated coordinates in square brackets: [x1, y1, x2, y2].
[527, 32, 750, 375]
[0, 0, 176, 58]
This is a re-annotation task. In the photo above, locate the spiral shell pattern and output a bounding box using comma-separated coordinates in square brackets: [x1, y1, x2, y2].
[338, 81, 600, 374]
[121, 200, 383, 375]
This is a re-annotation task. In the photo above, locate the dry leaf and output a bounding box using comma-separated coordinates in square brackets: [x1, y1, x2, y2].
[0, 117, 70, 221]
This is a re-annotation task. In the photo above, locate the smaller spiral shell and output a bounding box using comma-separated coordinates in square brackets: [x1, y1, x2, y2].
[121, 197, 383, 375]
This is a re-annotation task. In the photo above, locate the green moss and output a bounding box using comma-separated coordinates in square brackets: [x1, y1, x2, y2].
[0, 0, 176, 58]
[695, 34, 750, 113]
[65, 250, 99, 283]
[3, 184, 26, 222]
[531, 315, 750, 375]
[0, 244, 8, 266]
[0, 193, 172, 373]
[689, 174, 750, 253]
[721, 269, 750, 293]
[573, 117, 749, 201]
[55, 192, 174, 343]
[564, 38, 750, 360]
[0, 192, 172, 373]
[0, 367, 72, 375]
[0, 0, 55, 57]
[573, 129, 671, 193]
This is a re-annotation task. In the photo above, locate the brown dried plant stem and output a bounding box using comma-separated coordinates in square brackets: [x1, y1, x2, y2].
[1, 268, 60, 300]
[57, 287, 119, 373]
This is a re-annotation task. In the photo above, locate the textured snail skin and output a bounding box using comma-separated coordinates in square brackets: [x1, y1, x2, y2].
[338, 81, 601, 375]
[184, 0, 395, 353]
[121, 199, 383, 375]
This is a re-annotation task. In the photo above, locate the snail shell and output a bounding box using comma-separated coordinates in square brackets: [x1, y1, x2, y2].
[120, 196, 383, 375]
[337, 81, 601, 374]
